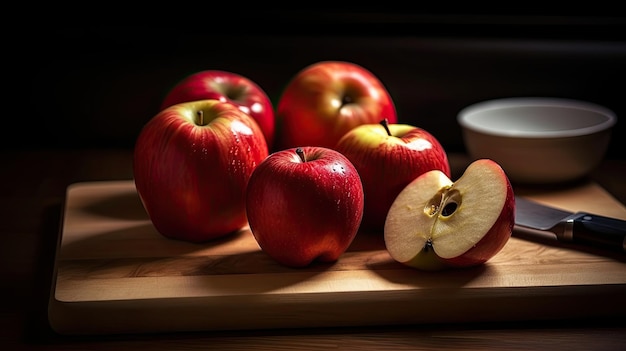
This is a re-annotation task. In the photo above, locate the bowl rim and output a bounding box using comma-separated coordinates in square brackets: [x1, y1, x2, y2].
[457, 97, 617, 138]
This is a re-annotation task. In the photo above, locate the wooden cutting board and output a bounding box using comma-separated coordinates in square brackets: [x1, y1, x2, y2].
[48, 180, 626, 335]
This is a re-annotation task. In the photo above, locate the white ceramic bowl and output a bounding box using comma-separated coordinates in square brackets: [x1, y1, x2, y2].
[457, 97, 617, 184]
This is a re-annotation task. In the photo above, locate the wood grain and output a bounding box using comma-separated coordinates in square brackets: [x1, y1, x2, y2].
[48, 180, 626, 335]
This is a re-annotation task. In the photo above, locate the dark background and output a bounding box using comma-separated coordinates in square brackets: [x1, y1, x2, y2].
[12, 10, 626, 158]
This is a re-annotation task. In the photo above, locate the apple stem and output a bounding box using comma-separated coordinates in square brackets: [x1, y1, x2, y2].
[380, 118, 391, 136]
[296, 147, 306, 162]
[197, 110, 204, 125]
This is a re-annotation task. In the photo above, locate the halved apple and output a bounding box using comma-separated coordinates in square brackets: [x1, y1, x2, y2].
[384, 159, 515, 270]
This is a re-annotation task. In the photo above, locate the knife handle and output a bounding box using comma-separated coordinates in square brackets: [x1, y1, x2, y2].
[567, 213, 626, 252]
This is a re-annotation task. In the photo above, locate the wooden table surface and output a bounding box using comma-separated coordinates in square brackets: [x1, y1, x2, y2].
[2, 148, 626, 351]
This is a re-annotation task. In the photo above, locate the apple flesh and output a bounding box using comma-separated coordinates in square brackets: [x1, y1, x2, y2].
[134, 99, 269, 242]
[335, 118, 451, 232]
[384, 159, 515, 270]
[245, 147, 365, 268]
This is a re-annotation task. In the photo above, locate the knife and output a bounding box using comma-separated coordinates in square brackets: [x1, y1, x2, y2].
[514, 195, 626, 253]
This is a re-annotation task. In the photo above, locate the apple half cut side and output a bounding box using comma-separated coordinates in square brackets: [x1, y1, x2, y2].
[384, 158, 515, 271]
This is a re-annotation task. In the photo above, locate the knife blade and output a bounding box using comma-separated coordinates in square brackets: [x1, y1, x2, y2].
[514, 195, 626, 252]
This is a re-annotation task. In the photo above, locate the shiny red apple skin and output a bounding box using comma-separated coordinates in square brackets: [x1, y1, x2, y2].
[335, 121, 451, 232]
[245, 146, 365, 268]
[161, 70, 275, 148]
[275, 61, 397, 150]
[134, 99, 269, 242]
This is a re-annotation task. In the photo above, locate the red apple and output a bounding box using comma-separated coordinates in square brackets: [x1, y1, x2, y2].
[275, 61, 397, 150]
[336, 118, 451, 232]
[246, 147, 365, 268]
[161, 70, 275, 148]
[384, 159, 515, 271]
[133, 99, 269, 242]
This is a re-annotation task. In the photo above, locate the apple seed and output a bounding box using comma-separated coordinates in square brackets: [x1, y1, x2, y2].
[441, 202, 458, 217]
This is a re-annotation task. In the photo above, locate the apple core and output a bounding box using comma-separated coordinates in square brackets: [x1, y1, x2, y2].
[424, 188, 461, 218]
